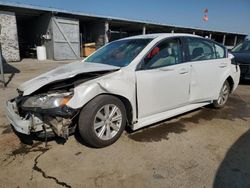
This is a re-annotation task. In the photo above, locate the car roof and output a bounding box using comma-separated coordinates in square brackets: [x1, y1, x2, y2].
[121, 33, 202, 40]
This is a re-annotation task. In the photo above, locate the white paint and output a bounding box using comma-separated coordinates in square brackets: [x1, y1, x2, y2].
[136, 63, 191, 118]
[7, 33, 241, 134]
[36, 46, 47, 61]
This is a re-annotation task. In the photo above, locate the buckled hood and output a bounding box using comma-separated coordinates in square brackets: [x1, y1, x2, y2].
[18, 61, 120, 96]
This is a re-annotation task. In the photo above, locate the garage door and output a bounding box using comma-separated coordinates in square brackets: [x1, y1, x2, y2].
[52, 16, 80, 60]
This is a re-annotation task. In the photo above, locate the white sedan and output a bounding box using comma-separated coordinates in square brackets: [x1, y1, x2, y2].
[5, 34, 240, 147]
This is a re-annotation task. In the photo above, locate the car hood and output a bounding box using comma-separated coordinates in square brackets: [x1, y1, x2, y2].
[18, 61, 120, 96]
[232, 52, 250, 64]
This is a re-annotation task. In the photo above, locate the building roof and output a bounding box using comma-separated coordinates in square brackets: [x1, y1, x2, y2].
[0, 1, 247, 36]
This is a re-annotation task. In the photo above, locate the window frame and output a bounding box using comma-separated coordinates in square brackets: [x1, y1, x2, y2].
[137, 37, 185, 71]
[183, 37, 228, 62]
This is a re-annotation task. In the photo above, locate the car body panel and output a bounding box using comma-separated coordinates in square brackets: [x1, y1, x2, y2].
[232, 53, 250, 80]
[132, 101, 211, 130]
[18, 61, 120, 95]
[231, 40, 250, 80]
[66, 69, 138, 122]
[136, 63, 191, 118]
[5, 33, 241, 137]
[189, 58, 232, 102]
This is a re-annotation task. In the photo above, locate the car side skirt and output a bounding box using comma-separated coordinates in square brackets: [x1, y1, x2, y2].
[132, 101, 211, 130]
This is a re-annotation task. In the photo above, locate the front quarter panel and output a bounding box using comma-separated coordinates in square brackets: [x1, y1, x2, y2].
[66, 69, 137, 122]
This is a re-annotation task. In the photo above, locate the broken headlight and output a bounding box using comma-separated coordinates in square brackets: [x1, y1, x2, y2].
[22, 93, 73, 109]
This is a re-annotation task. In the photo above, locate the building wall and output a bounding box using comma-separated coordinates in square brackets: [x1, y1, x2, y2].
[0, 11, 20, 62]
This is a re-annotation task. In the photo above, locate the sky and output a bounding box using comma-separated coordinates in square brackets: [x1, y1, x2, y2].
[2, 0, 250, 36]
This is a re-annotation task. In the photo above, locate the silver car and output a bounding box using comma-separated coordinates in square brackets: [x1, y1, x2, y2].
[5, 34, 240, 147]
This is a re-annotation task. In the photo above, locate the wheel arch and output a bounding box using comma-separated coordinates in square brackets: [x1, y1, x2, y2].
[226, 76, 234, 93]
[93, 93, 134, 126]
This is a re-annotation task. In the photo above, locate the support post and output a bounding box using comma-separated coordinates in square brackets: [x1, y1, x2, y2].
[0, 24, 4, 87]
[234, 35, 238, 46]
[0, 52, 5, 87]
[142, 25, 146, 35]
[104, 21, 109, 44]
[223, 35, 226, 45]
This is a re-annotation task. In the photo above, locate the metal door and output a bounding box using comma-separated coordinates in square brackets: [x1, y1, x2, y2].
[52, 17, 80, 60]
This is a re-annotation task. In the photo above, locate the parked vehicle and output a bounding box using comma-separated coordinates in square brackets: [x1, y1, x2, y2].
[231, 40, 250, 80]
[5, 34, 240, 148]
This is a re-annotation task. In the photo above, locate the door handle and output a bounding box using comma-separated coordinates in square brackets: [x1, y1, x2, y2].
[219, 63, 228, 68]
[158, 67, 174, 72]
[179, 68, 189, 74]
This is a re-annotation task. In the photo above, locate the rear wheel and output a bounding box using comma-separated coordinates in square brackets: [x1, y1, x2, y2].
[78, 95, 126, 148]
[213, 80, 230, 108]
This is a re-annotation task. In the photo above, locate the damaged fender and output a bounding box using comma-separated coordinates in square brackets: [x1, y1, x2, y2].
[67, 69, 137, 124]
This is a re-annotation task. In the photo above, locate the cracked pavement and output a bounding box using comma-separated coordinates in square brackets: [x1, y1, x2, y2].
[0, 59, 250, 188]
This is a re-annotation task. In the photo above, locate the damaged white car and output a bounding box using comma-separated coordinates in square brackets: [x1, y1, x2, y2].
[5, 34, 240, 147]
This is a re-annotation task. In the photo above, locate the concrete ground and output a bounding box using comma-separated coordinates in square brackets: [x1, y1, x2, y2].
[0, 59, 249, 188]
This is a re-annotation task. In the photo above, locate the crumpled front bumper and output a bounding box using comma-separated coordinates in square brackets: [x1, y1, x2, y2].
[5, 101, 43, 135]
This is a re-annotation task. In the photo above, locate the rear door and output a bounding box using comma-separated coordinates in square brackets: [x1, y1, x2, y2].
[184, 37, 228, 102]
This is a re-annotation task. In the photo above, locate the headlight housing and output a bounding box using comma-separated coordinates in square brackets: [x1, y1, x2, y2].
[22, 92, 73, 109]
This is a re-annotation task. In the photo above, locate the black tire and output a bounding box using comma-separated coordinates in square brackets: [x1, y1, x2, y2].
[213, 80, 230, 108]
[78, 95, 126, 148]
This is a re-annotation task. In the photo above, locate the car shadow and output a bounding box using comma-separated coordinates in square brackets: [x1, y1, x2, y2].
[0, 56, 20, 87]
[213, 129, 250, 188]
[239, 79, 250, 85]
[127, 94, 250, 142]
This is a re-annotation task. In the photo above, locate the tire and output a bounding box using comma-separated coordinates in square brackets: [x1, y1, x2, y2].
[78, 95, 126, 148]
[213, 80, 230, 108]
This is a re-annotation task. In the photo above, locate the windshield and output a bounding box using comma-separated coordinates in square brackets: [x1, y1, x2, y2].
[84, 39, 152, 67]
[232, 41, 250, 53]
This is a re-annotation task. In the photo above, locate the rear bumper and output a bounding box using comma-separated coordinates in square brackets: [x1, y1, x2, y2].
[5, 101, 32, 134]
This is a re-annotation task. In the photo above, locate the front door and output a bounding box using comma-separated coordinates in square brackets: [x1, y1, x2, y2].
[136, 38, 191, 119]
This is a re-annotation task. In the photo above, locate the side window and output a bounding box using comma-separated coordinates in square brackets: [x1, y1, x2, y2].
[187, 38, 216, 61]
[143, 38, 182, 69]
[214, 43, 226, 58]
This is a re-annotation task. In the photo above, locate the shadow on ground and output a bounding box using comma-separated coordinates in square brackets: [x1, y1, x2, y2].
[213, 129, 250, 188]
[0, 58, 20, 87]
[128, 94, 250, 142]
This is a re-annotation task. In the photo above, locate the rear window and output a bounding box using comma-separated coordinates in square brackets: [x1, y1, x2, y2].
[187, 38, 216, 61]
[214, 43, 226, 58]
[187, 37, 226, 61]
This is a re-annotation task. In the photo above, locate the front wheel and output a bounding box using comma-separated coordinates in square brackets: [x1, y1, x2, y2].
[78, 95, 126, 148]
[213, 80, 230, 108]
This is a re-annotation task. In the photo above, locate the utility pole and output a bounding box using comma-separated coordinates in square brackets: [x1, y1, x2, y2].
[0, 24, 5, 87]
